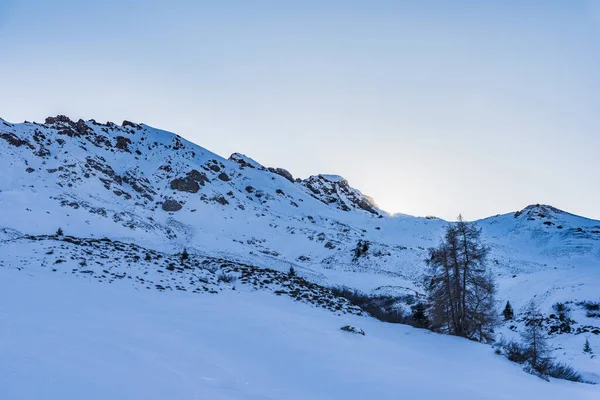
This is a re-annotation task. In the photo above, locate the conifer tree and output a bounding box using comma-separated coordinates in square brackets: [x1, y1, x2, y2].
[180, 248, 189, 265]
[425, 215, 496, 342]
[584, 338, 592, 354]
[288, 266, 296, 278]
[503, 301, 514, 321]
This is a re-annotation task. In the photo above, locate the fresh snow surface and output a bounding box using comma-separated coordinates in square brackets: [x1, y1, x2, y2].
[1, 267, 599, 400]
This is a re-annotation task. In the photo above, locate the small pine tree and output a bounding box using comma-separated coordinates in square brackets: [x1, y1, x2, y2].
[584, 338, 592, 354]
[503, 301, 514, 321]
[410, 302, 429, 329]
[288, 266, 296, 278]
[56, 227, 63, 236]
[180, 248, 189, 265]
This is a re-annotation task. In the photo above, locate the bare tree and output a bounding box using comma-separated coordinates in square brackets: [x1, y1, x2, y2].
[521, 300, 551, 371]
[425, 215, 496, 342]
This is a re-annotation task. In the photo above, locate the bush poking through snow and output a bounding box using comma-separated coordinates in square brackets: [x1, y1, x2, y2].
[56, 227, 63, 236]
[496, 303, 587, 383]
[217, 273, 236, 284]
[503, 340, 530, 364]
[340, 325, 365, 336]
[330, 286, 406, 324]
[546, 362, 584, 382]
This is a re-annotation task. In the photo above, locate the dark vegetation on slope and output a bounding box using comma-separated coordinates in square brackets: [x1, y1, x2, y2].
[3, 233, 365, 316]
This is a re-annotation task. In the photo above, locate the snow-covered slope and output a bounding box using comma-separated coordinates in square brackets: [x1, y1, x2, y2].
[1, 267, 599, 400]
[1, 115, 600, 387]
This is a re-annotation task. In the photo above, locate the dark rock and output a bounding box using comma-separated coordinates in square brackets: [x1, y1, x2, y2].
[187, 169, 209, 185]
[228, 153, 263, 169]
[217, 172, 230, 181]
[86, 157, 122, 185]
[172, 137, 185, 150]
[122, 120, 139, 129]
[26, 167, 35, 173]
[45, 115, 71, 124]
[301, 174, 379, 215]
[170, 177, 200, 193]
[162, 199, 183, 212]
[0, 132, 33, 149]
[268, 167, 294, 182]
[340, 325, 365, 335]
[115, 136, 132, 152]
[55, 115, 71, 123]
[76, 119, 90, 135]
[214, 196, 229, 205]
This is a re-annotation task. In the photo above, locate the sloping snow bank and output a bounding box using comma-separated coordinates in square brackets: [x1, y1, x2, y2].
[0, 268, 598, 400]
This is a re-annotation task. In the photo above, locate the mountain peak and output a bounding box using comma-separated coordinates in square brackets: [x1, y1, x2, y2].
[514, 204, 565, 219]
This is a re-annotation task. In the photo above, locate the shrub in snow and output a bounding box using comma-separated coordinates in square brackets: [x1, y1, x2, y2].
[499, 302, 586, 383]
[552, 302, 571, 321]
[217, 273, 236, 284]
[579, 301, 600, 318]
[523, 363, 550, 382]
[340, 325, 365, 336]
[502, 340, 529, 364]
[546, 362, 584, 382]
[56, 227, 63, 236]
[330, 286, 405, 324]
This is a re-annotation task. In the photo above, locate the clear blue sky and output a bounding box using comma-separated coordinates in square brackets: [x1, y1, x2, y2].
[1, 0, 599, 220]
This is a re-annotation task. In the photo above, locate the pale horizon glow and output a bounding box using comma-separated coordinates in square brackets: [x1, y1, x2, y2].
[1, 0, 599, 221]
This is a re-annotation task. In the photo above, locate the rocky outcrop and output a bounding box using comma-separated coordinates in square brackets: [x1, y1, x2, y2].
[301, 174, 379, 215]
[217, 172, 231, 182]
[229, 153, 265, 169]
[115, 136, 132, 152]
[169, 170, 210, 193]
[268, 167, 294, 182]
[170, 177, 200, 193]
[0, 132, 34, 149]
[162, 199, 183, 212]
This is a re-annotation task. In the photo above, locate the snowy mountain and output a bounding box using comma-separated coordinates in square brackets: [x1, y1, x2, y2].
[1, 115, 600, 396]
